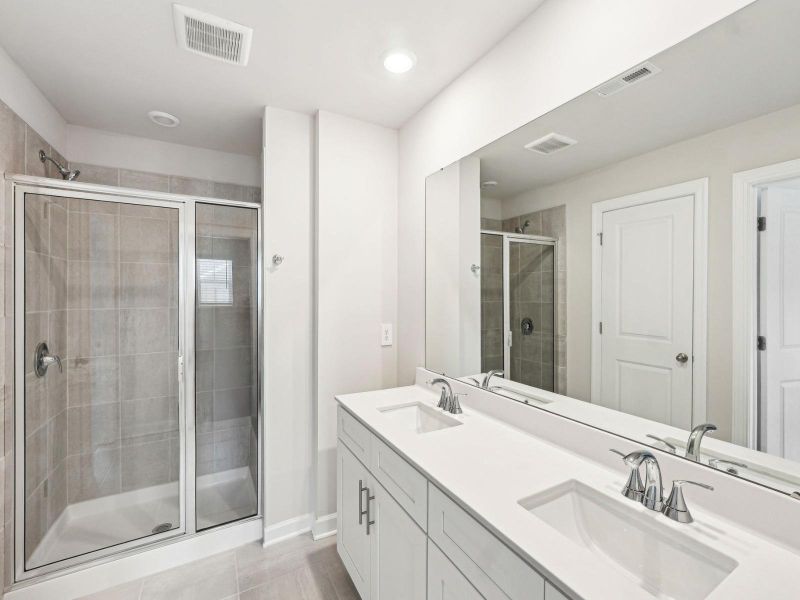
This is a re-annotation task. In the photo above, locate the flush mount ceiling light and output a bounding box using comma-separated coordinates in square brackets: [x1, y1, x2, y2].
[383, 49, 417, 74]
[481, 180, 499, 189]
[148, 110, 181, 128]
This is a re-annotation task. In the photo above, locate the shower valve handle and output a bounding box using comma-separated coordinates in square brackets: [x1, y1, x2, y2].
[34, 342, 62, 377]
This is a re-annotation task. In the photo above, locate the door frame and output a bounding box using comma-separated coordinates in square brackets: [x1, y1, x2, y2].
[10, 175, 263, 582]
[591, 178, 708, 427]
[731, 158, 800, 448]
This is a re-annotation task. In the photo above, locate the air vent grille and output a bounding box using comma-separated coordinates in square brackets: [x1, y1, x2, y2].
[524, 133, 577, 156]
[173, 5, 253, 66]
[595, 62, 661, 97]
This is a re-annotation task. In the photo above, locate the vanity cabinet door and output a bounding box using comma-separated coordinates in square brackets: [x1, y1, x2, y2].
[369, 478, 427, 599]
[428, 540, 482, 600]
[337, 442, 372, 599]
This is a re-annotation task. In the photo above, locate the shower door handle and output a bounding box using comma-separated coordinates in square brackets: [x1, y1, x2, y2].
[34, 342, 62, 377]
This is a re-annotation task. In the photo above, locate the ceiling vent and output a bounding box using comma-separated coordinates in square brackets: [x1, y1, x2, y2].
[524, 133, 577, 156]
[595, 61, 661, 97]
[173, 4, 253, 66]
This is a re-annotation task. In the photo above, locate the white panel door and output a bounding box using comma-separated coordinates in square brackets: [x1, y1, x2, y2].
[369, 479, 427, 600]
[599, 194, 695, 428]
[760, 186, 800, 460]
[337, 443, 371, 599]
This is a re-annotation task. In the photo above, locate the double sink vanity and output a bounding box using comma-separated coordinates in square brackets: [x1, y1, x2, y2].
[336, 370, 800, 600]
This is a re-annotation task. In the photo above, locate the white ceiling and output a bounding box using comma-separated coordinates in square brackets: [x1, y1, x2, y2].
[474, 0, 800, 200]
[0, 0, 544, 156]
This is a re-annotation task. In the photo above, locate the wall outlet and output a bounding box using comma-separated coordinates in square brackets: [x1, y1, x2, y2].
[381, 323, 393, 346]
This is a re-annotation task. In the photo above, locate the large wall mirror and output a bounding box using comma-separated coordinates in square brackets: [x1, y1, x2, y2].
[425, 0, 800, 497]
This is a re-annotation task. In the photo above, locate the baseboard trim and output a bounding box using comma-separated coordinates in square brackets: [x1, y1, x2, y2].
[311, 513, 337, 540]
[262, 513, 313, 547]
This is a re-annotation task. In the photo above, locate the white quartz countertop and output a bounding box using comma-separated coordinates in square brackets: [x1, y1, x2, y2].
[335, 384, 800, 600]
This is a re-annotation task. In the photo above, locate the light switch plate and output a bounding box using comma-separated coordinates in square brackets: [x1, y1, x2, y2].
[381, 323, 393, 346]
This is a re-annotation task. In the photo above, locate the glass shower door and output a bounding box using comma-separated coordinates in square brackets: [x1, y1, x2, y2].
[506, 238, 556, 391]
[18, 190, 184, 572]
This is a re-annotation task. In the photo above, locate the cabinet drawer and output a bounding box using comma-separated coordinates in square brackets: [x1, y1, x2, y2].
[369, 437, 428, 530]
[338, 406, 371, 464]
[428, 540, 482, 600]
[428, 485, 544, 600]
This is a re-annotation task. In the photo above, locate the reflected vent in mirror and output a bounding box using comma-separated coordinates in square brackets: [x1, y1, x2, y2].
[595, 61, 661, 97]
[173, 4, 253, 66]
[524, 133, 577, 155]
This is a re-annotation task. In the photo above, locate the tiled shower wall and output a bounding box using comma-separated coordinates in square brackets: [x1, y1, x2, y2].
[1, 99, 72, 591]
[502, 205, 567, 393]
[1, 97, 261, 588]
[479, 230, 503, 373]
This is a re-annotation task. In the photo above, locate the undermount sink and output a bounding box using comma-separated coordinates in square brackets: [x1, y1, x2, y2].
[519, 480, 737, 600]
[378, 402, 462, 434]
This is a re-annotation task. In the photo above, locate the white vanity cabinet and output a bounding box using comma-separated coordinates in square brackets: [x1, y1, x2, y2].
[336, 406, 571, 600]
[337, 440, 427, 600]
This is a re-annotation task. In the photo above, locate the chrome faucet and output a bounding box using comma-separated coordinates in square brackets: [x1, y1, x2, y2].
[611, 447, 713, 523]
[611, 448, 663, 511]
[429, 378, 453, 410]
[481, 369, 504, 389]
[686, 423, 717, 461]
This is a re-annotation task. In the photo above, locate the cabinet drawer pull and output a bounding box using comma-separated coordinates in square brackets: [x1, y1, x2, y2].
[359, 479, 368, 525]
[366, 488, 376, 535]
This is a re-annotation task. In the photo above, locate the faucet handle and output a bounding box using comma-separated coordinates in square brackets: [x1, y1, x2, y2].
[662, 480, 714, 524]
[645, 434, 677, 453]
[610, 449, 644, 502]
[449, 393, 466, 415]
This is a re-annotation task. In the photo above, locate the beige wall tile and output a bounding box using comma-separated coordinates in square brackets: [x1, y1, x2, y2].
[69, 163, 119, 186]
[67, 261, 119, 309]
[67, 356, 119, 407]
[119, 169, 169, 193]
[68, 212, 120, 262]
[119, 216, 172, 263]
[67, 404, 120, 455]
[121, 397, 176, 444]
[169, 176, 211, 197]
[120, 439, 171, 492]
[24, 127, 49, 178]
[0, 101, 25, 175]
[119, 353, 171, 401]
[119, 263, 170, 308]
[119, 308, 170, 354]
[66, 448, 121, 503]
[67, 309, 119, 358]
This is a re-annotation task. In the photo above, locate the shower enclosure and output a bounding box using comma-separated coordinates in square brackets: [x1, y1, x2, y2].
[480, 230, 557, 391]
[12, 177, 262, 580]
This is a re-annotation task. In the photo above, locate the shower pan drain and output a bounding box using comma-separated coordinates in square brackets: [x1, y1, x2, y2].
[152, 523, 173, 534]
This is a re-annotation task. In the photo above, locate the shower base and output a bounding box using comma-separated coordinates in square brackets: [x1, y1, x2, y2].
[28, 467, 257, 570]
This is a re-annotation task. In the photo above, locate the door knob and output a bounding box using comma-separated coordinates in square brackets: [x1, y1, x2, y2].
[676, 353, 689, 364]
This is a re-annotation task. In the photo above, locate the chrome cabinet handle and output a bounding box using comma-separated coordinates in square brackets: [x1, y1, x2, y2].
[358, 480, 367, 525]
[366, 488, 375, 535]
[34, 342, 62, 377]
[676, 352, 689, 364]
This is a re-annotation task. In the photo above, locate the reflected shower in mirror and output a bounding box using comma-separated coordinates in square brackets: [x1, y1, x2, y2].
[425, 0, 800, 496]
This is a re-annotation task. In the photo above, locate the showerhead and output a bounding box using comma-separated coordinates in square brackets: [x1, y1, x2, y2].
[39, 150, 80, 181]
[515, 219, 531, 234]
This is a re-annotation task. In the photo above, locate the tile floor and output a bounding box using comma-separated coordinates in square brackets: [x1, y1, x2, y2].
[79, 534, 358, 600]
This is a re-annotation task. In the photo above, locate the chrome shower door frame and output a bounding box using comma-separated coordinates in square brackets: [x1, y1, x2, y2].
[10, 175, 263, 583]
[495, 232, 558, 391]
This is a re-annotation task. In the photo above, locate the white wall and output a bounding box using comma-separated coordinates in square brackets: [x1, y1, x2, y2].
[425, 157, 481, 376]
[0, 45, 67, 154]
[262, 107, 315, 538]
[500, 102, 800, 442]
[67, 125, 261, 186]
[315, 111, 398, 530]
[397, 0, 756, 384]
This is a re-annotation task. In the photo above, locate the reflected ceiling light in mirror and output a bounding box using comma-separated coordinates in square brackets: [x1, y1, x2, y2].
[383, 49, 417, 74]
[481, 180, 499, 189]
[148, 110, 181, 128]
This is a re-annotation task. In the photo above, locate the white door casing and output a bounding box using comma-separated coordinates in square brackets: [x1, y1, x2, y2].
[760, 186, 800, 460]
[732, 158, 800, 448]
[591, 179, 708, 429]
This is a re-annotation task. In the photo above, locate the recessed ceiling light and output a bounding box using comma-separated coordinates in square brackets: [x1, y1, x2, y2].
[148, 110, 181, 128]
[383, 49, 417, 74]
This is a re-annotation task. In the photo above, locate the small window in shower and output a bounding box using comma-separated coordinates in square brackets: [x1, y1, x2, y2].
[198, 258, 233, 305]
